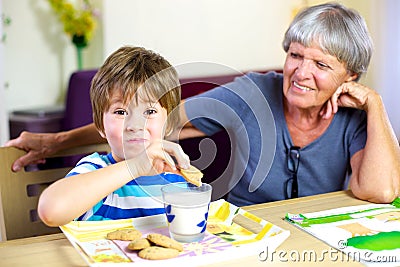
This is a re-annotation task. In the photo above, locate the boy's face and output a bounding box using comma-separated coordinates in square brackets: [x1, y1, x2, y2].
[100, 91, 168, 162]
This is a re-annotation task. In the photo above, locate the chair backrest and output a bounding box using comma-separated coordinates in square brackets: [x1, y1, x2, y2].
[0, 143, 110, 241]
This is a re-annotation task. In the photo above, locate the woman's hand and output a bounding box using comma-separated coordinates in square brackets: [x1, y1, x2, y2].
[126, 139, 190, 177]
[5, 124, 105, 172]
[5, 131, 58, 171]
[321, 81, 378, 119]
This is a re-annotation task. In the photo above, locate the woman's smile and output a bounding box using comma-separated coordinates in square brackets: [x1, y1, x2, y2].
[293, 81, 314, 92]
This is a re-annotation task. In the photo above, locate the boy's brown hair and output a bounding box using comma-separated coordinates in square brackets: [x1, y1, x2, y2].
[90, 46, 181, 136]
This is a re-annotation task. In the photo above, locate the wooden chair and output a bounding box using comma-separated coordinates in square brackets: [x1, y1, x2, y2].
[0, 143, 110, 241]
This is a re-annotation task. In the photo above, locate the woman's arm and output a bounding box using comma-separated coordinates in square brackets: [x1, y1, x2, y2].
[331, 82, 400, 203]
[5, 123, 105, 171]
[6, 100, 206, 171]
[168, 99, 207, 141]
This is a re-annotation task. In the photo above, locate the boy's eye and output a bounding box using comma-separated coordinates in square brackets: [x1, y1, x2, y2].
[114, 109, 127, 115]
[144, 108, 157, 116]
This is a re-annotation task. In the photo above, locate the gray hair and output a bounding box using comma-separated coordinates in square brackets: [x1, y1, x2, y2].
[282, 2, 373, 79]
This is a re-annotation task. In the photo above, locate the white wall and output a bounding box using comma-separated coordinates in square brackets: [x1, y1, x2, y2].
[102, 0, 374, 80]
[103, 0, 291, 78]
[0, 0, 9, 145]
[369, 0, 400, 138]
[2, 0, 297, 116]
[2, 0, 103, 113]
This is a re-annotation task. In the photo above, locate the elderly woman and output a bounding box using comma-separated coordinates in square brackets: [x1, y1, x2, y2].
[180, 2, 400, 205]
[6, 3, 400, 206]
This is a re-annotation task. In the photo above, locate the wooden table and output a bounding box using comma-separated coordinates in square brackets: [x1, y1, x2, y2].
[0, 190, 370, 267]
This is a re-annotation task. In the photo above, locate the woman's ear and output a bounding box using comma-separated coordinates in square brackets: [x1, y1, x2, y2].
[346, 72, 358, 82]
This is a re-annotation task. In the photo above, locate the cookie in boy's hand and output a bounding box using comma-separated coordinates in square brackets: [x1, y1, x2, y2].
[106, 229, 142, 241]
[179, 165, 203, 186]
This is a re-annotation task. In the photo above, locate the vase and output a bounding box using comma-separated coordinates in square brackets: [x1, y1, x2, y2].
[72, 35, 88, 70]
[76, 45, 83, 70]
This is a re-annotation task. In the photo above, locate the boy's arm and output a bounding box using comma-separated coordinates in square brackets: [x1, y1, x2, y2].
[38, 139, 190, 226]
[5, 123, 106, 171]
[38, 160, 133, 226]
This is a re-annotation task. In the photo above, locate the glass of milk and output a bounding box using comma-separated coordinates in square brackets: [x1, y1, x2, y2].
[161, 182, 212, 243]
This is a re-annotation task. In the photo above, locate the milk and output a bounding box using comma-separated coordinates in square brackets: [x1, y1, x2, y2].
[161, 183, 212, 243]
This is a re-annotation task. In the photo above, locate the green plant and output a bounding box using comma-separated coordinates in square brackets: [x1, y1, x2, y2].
[48, 0, 97, 48]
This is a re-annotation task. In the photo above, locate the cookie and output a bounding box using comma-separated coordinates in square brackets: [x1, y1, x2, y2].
[179, 165, 203, 186]
[106, 229, 142, 241]
[147, 233, 184, 251]
[127, 238, 151, 251]
[138, 246, 180, 260]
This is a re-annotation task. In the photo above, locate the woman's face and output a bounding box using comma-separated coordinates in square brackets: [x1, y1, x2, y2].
[101, 91, 168, 162]
[283, 42, 356, 111]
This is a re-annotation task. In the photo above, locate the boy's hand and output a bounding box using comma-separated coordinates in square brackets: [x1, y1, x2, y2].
[128, 140, 190, 177]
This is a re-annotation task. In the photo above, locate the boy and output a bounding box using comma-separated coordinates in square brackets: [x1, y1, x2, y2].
[38, 46, 191, 226]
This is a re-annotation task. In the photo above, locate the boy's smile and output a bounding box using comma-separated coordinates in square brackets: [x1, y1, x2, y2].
[100, 91, 168, 162]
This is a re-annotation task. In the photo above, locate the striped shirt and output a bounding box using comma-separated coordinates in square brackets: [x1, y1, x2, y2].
[66, 152, 186, 221]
